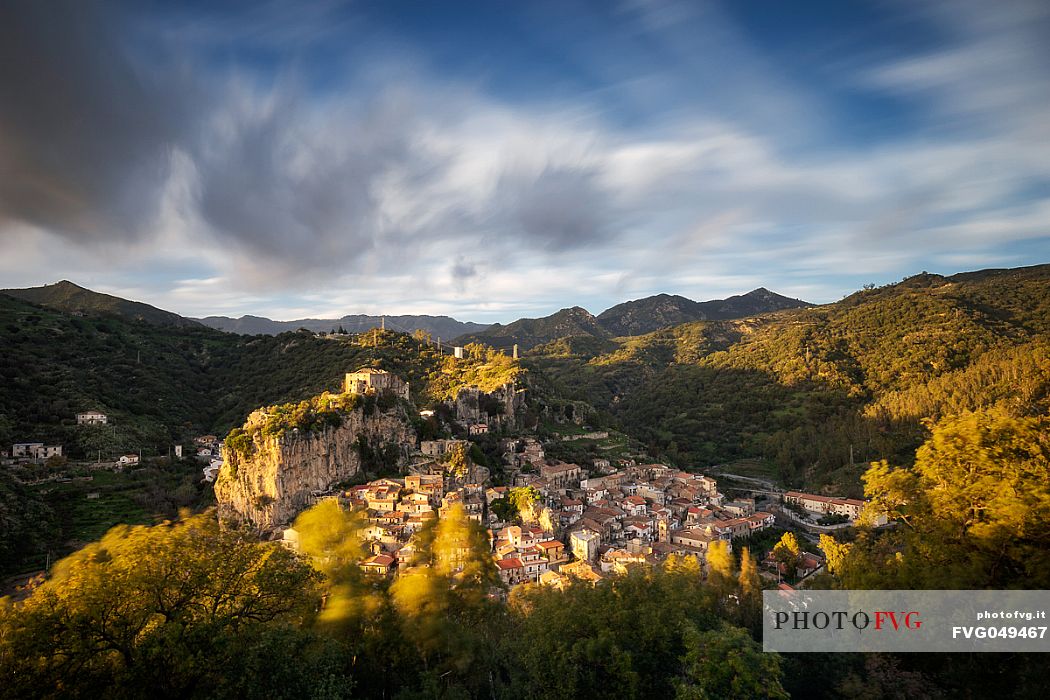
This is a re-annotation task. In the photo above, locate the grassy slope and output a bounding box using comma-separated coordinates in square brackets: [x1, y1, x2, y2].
[1, 280, 201, 327]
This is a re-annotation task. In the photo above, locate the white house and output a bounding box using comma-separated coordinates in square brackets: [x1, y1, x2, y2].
[12, 443, 43, 458]
[76, 411, 108, 425]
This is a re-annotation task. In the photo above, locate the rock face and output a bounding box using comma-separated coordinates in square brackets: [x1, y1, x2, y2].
[452, 382, 524, 425]
[214, 404, 417, 530]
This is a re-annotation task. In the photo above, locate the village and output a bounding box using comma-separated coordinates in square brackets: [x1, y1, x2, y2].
[269, 366, 876, 591]
[282, 444, 868, 590]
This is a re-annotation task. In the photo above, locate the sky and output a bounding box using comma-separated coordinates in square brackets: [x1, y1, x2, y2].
[1, 0, 1048, 323]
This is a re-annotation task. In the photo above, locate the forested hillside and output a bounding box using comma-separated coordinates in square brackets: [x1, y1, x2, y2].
[526, 265, 1050, 491]
[4, 263, 1047, 487]
[0, 295, 513, 459]
[597, 288, 812, 336]
[0, 281, 202, 328]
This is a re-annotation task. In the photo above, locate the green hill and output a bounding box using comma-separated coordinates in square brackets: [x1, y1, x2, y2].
[526, 264, 1050, 491]
[456, 306, 611, 351]
[596, 288, 812, 336]
[3, 264, 1047, 572]
[0, 295, 516, 459]
[2, 280, 202, 328]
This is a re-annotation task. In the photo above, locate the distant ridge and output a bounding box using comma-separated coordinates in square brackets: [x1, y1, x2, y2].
[196, 313, 490, 339]
[597, 288, 812, 336]
[457, 288, 814, 350]
[2, 281, 810, 342]
[0, 280, 490, 338]
[0, 280, 201, 328]
[455, 306, 610, 352]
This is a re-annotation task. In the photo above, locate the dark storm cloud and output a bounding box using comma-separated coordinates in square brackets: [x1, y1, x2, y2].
[0, 0, 199, 241]
[498, 165, 614, 251]
[450, 257, 477, 280]
[0, 1, 618, 276]
[192, 87, 469, 280]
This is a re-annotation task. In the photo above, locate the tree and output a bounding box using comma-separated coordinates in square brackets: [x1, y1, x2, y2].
[705, 540, 734, 592]
[674, 623, 789, 700]
[846, 409, 1050, 589]
[0, 513, 320, 697]
[818, 534, 851, 576]
[293, 499, 366, 580]
[738, 547, 760, 599]
[508, 486, 541, 522]
[772, 532, 801, 573]
[444, 442, 471, 480]
[505, 564, 721, 699]
[291, 500, 382, 635]
[389, 505, 500, 693]
[736, 546, 763, 633]
[489, 496, 517, 522]
[538, 506, 556, 533]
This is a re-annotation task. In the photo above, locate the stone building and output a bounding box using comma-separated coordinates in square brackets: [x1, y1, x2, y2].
[344, 368, 410, 401]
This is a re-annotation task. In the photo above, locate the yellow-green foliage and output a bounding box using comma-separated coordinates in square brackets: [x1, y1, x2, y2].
[226, 391, 363, 457]
[837, 409, 1050, 589]
[426, 343, 522, 401]
[0, 514, 319, 697]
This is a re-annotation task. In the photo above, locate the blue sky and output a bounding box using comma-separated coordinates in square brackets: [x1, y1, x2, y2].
[1, 0, 1048, 322]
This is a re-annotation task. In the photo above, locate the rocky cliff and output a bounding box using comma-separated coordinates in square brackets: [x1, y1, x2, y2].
[214, 403, 417, 530]
[452, 382, 525, 425]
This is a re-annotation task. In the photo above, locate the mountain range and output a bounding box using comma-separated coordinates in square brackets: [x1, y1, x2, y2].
[195, 313, 490, 339]
[0, 281, 812, 344]
[1, 263, 1047, 547]
[455, 288, 812, 350]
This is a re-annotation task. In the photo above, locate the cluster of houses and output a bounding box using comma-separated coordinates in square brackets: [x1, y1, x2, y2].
[194, 435, 224, 482]
[283, 456, 778, 591]
[506, 463, 777, 584]
[6, 443, 63, 461]
[284, 472, 487, 576]
[2, 410, 110, 464]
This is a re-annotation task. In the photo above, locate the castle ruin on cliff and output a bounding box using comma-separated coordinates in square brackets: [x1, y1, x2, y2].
[345, 368, 410, 401]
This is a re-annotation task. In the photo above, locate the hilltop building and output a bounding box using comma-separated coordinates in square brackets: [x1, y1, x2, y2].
[344, 368, 410, 401]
